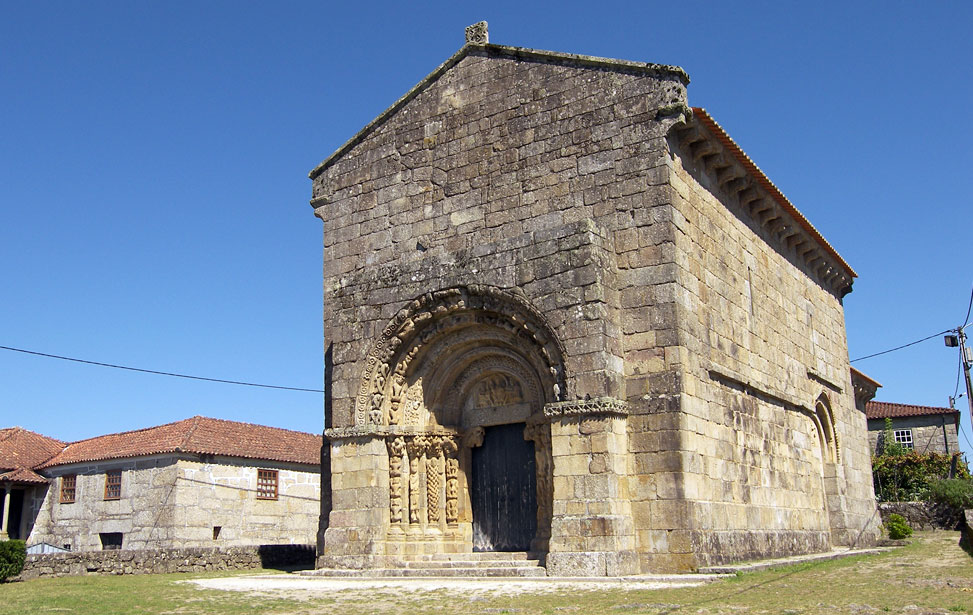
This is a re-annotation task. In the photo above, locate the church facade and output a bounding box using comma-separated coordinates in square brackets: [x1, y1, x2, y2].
[310, 23, 880, 575]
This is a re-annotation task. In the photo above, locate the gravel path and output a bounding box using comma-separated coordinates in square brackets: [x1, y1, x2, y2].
[188, 573, 721, 597]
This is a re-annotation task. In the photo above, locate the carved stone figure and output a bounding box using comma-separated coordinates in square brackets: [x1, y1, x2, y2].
[387, 437, 406, 524]
[442, 438, 460, 524]
[406, 439, 423, 525]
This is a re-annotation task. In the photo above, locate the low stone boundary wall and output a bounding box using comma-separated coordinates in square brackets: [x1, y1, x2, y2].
[16, 544, 315, 580]
[878, 501, 963, 531]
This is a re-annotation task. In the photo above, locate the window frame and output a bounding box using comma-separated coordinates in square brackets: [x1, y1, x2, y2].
[256, 469, 279, 500]
[104, 470, 122, 500]
[60, 474, 77, 504]
[893, 429, 914, 450]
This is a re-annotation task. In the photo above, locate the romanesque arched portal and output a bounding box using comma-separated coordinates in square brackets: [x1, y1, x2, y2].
[355, 286, 565, 554]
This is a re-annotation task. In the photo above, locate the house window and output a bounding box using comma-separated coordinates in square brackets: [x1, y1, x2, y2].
[256, 469, 278, 500]
[104, 470, 122, 500]
[60, 475, 77, 503]
[893, 429, 914, 450]
[99, 532, 123, 550]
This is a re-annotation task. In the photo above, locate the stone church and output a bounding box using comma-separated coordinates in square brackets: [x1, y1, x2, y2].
[309, 23, 880, 575]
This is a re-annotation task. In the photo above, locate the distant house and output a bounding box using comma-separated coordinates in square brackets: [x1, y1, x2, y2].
[1, 416, 322, 552]
[0, 427, 65, 541]
[864, 401, 961, 456]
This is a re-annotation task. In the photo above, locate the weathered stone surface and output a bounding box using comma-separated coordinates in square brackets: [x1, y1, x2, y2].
[16, 544, 313, 580]
[310, 26, 879, 575]
[28, 456, 320, 551]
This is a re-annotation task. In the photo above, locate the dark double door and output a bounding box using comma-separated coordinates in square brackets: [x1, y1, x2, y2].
[470, 423, 537, 551]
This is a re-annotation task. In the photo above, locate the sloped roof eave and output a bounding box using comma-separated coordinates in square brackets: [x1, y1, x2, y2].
[690, 107, 856, 281]
[865, 400, 959, 420]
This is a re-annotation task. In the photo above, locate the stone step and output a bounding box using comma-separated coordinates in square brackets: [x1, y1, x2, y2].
[305, 565, 547, 578]
[402, 551, 536, 562]
[402, 559, 542, 569]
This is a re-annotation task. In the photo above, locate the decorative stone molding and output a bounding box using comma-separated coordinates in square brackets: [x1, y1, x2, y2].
[464, 21, 488, 45]
[325, 426, 461, 440]
[850, 367, 881, 412]
[354, 285, 566, 427]
[543, 397, 629, 418]
[671, 110, 856, 299]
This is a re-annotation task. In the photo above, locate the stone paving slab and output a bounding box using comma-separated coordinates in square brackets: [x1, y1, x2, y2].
[189, 573, 723, 596]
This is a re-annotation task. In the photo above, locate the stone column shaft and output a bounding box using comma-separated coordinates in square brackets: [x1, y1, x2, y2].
[0, 484, 11, 539]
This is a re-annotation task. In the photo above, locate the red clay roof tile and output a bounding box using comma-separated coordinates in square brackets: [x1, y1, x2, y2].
[0, 427, 65, 472]
[0, 467, 49, 484]
[38, 417, 322, 468]
[865, 401, 959, 420]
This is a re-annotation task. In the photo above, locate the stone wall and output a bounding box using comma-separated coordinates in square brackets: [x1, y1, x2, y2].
[867, 415, 961, 456]
[171, 458, 320, 547]
[313, 44, 688, 569]
[30, 456, 181, 551]
[310, 35, 879, 574]
[660, 131, 880, 568]
[16, 544, 314, 580]
[29, 455, 319, 551]
[878, 501, 966, 531]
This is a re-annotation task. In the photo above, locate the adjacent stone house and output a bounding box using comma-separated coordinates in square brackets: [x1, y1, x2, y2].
[310, 23, 880, 575]
[865, 401, 961, 456]
[0, 427, 65, 541]
[3, 417, 322, 552]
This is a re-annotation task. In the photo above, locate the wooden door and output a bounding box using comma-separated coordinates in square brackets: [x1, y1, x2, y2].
[471, 422, 537, 551]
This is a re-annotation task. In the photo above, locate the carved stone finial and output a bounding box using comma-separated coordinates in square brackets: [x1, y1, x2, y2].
[465, 21, 488, 45]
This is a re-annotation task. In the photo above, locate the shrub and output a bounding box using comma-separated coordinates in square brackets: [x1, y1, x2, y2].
[0, 540, 26, 582]
[926, 478, 973, 510]
[872, 451, 971, 502]
[886, 513, 913, 540]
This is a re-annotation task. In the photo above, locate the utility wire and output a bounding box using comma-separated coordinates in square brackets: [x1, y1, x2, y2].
[963, 283, 973, 328]
[850, 329, 952, 363]
[0, 345, 324, 393]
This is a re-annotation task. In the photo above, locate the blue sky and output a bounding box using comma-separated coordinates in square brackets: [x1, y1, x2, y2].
[2, 2, 971, 463]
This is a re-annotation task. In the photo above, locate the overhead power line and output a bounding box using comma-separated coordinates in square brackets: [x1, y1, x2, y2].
[0, 345, 324, 393]
[964, 284, 973, 328]
[850, 330, 952, 363]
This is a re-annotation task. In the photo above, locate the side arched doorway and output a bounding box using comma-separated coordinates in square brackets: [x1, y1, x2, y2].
[354, 286, 565, 555]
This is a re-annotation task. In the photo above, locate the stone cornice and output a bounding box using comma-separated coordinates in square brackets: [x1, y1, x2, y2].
[850, 367, 882, 411]
[325, 426, 461, 441]
[544, 397, 629, 418]
[807, 368, 844, 394]
[671, 109, 856, 299]
[707, 365, 811, 414]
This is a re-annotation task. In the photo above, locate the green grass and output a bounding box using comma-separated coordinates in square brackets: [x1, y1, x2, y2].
[3, 531, 971, 615]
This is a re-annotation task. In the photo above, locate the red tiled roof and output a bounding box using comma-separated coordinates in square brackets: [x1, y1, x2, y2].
[39, 416, 322, 469]
[691, 108, 856, 280]
[0, 467, 49, 484]
[0, 427, 65, 472]
[865, 401, 959, 420]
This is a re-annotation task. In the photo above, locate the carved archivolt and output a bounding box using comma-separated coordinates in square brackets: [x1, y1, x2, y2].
[355, 286, 566, 427]
[444, 353, 542, 414]
[813, 394, 840, 463]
